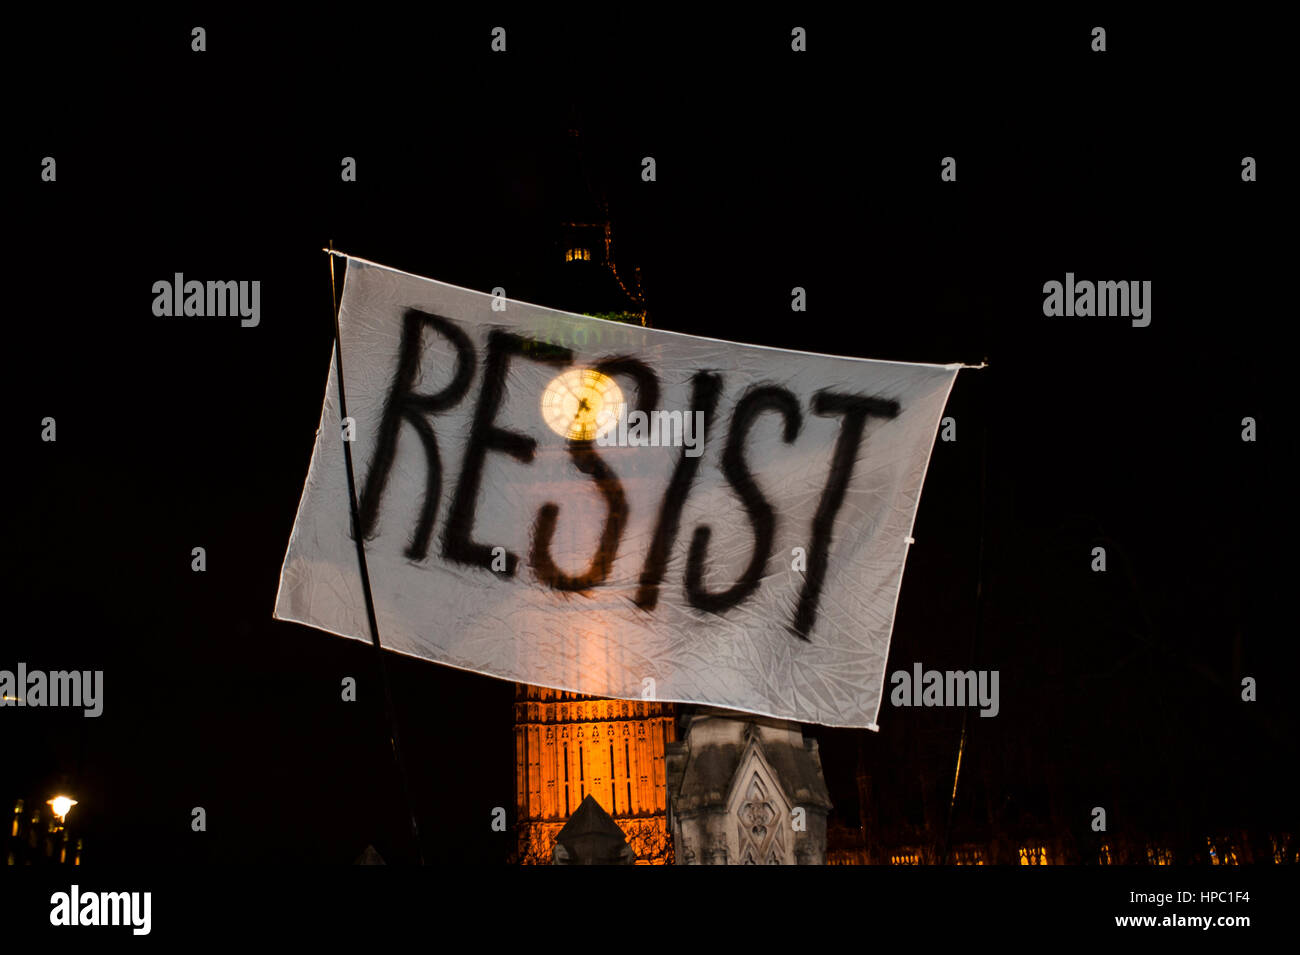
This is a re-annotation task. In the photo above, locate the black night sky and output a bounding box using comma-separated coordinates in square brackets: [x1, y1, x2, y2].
[5, 11, 1292, 868]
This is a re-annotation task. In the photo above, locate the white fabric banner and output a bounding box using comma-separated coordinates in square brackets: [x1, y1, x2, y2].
[274, 256, 962, 728]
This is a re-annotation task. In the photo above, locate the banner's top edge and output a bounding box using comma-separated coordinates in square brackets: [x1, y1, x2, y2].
[332, 252, 976, 373]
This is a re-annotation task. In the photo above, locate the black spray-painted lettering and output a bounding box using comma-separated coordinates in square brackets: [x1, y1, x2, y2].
[684, 385, 802, 615]
[529, 357, 655, 592]
[442, 331, 572, 576]
[791, 391, 900, 638]
[356, 316, 908, 641]
[357, 308, 475, 559]
[634, 371, 722, 611]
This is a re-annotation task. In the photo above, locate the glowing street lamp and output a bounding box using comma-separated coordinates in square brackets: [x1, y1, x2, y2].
[47, 796, 77, 823]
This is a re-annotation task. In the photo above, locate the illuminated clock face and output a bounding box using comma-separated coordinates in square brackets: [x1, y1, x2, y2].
[541, 368, 624, 441]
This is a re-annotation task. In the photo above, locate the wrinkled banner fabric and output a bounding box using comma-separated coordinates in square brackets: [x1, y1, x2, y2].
[274, 256, 962, 728]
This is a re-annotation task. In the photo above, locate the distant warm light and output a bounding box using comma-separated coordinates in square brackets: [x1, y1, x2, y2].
[47, 796, 77, 822]
[1146, 846, 1173, 866]
[565, 248, 590, 262]
[1207, 836, 1238, 866]
[541, 369, 623, 441]
[1018, 845, 1048, 865]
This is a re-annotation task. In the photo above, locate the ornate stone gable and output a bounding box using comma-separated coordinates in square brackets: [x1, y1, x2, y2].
[733, 773, 789, 864]
[666, 710, 832, 865]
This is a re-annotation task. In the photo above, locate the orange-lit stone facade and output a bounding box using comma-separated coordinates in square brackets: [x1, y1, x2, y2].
[513, 685, 675, 864]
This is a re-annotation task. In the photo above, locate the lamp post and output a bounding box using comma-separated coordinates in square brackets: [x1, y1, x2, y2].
[46, 796, 77, 864]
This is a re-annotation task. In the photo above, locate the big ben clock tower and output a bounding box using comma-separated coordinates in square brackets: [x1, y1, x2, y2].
[511, 112, 672, 864]
[513, 687, 676, 864]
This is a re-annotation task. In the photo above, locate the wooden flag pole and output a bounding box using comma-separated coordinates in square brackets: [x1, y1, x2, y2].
[942, 358, 990, 865]
[327, 242, 426, 864]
